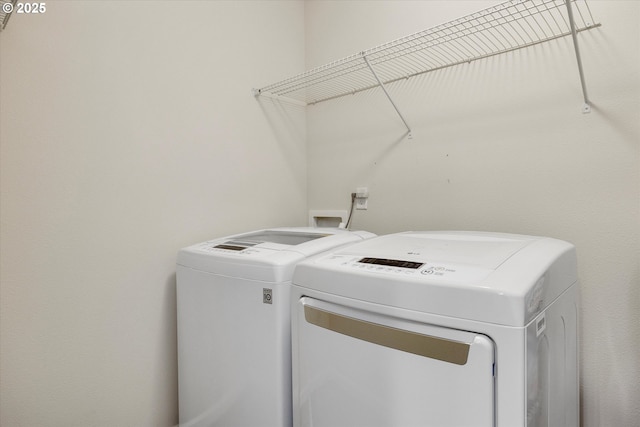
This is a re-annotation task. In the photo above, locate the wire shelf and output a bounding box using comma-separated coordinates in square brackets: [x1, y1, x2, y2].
[255, 0, 599, 106]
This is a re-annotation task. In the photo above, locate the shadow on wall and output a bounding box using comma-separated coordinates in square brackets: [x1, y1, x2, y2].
[256, 96, 306, 152]
[162, 272, 179, 427]
[589, 103, 640, 145]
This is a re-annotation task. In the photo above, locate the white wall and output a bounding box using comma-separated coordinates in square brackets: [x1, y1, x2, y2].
[0, 1, 305, 426]
[305, 1, 639, 426]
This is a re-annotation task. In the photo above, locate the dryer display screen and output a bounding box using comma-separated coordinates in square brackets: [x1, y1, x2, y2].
[358, 257, 424, 269]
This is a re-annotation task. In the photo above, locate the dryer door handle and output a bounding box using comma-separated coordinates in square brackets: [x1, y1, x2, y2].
[304, 305, 470, 365]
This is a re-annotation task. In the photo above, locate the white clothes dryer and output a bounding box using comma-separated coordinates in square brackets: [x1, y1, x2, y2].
[291, 231, 579, 427]
[177, 227, 375, 427]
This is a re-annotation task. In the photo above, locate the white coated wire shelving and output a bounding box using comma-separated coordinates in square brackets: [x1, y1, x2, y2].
[254, 0, 600, 134]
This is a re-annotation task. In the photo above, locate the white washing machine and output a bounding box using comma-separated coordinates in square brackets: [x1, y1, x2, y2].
[177, 227, 375, 427]
[291, 231, 579, 427]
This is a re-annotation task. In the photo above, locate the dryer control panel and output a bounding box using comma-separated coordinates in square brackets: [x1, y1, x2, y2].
[318, 254, 494, 283]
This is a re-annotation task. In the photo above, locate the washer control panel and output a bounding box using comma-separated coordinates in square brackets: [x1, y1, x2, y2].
[194, 240, 270, 256]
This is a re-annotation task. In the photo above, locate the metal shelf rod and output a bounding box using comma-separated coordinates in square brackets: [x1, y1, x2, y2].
[564, 0, 591, 113]
[362, 53, 412, 137]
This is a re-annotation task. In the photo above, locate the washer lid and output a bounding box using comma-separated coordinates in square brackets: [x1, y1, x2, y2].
[219, 230, 328, 248]
[293, 231, 578, 326]
[177, 227, 375, 282]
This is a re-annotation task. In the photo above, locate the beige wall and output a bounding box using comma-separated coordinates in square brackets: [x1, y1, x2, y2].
[305, 1, 639, 426]
[0, 1, 305, 426]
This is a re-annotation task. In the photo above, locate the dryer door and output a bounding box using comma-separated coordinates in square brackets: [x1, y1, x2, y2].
[293, 297, 495, 427]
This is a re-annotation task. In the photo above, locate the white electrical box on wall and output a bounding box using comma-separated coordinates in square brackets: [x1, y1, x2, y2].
[355, 187, 369, 210]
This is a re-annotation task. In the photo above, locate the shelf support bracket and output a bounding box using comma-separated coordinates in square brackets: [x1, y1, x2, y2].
[362, 53, 413, 137]
[565, 0, 591, 113]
